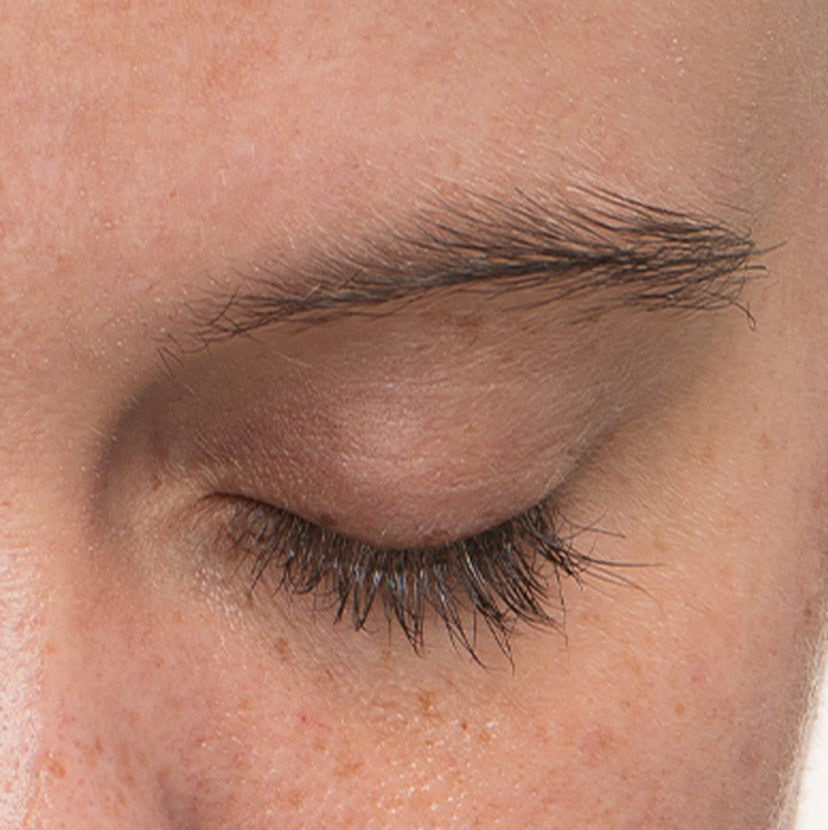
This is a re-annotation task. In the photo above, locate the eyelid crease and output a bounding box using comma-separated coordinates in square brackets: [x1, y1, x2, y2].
[209, 492, 629, 664]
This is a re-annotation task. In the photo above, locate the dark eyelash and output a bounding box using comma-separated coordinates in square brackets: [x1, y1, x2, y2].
[215, 496, 617, 662]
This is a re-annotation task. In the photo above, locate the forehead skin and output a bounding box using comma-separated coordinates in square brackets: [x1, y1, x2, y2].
[1, 2, 827, 829]
[3, 0, 820, 324]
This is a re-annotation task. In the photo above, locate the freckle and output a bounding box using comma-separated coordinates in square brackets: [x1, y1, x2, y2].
[43, 641, 57, 656]
[274, 637, 292, 664]
[237, 697, 252, 712]
[689, 657, 709, 686]
[286, 788, 305, 810]
[417, 691, 437, 715]
[45, 753, 66, 779]
[674, 701, 686, 716]
[95, 737, 104, 755]
[738, 738, 763, 771]
[459, 719, 469, 731]
[81, 742, 99, 770]
[759, 432, 771, 450]
[313, 737, 327, 753]
[334, 759, 365, 781]
[478, 728, 492, 746]
[651, 536, 669, 555]
[577, 725, 614, 759]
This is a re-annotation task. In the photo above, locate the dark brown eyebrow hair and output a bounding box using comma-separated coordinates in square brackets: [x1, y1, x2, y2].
[184, 185, 764, 348]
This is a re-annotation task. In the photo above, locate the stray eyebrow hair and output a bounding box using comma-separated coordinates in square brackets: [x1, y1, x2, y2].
[188, 186, 764, 346]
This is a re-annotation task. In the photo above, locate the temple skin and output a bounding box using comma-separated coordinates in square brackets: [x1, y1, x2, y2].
[1, 1, 827, 828]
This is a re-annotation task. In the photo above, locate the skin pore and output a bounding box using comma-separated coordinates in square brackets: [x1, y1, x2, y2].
[1, 1, 827, 828]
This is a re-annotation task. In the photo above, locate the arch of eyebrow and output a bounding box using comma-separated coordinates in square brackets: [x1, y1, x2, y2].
[189, 186, 764, 346]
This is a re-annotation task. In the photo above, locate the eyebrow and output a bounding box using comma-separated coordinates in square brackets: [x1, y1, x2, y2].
[187, 186, 764, 347]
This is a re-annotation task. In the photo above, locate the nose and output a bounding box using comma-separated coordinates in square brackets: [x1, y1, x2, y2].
[0, 547, 43, 828]
[0, 542, 174, 830]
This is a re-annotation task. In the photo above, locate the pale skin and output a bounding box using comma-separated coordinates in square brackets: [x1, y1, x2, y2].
[2, 1, 827, 828]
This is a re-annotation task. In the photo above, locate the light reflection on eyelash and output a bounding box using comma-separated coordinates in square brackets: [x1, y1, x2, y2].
[209, 494, 627, 662]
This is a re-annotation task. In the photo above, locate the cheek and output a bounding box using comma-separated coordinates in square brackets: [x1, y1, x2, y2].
[24, 479, 824, 830]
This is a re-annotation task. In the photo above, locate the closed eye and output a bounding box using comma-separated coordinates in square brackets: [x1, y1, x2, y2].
[207, 493, 627, 663]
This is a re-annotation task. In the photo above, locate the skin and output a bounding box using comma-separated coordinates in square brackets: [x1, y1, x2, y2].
[1, 1, 827, 827]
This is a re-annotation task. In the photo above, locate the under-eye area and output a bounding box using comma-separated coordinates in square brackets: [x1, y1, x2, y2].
[205, 493, 630, 663]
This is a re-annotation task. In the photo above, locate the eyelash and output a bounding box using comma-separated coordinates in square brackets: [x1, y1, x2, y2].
[212, 494, 616, 661]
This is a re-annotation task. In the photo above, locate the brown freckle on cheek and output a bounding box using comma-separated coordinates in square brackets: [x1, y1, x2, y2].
[286, 788, 306, 810]
[577, 725, 614, 761]
[117, 743, 136, 787]
[45, 752, 66, 779]
[802, 596, 818, 622]
[738, 736, 764, 772]
[674, 701, 686, 716]
[417, 690, 438, 715]
[77, 737, 101, 770]
[156, 766, 170, 789]
[334, 758, 366, 781]
[274, 636, 292, 664]
[701, 441, 715, 464]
